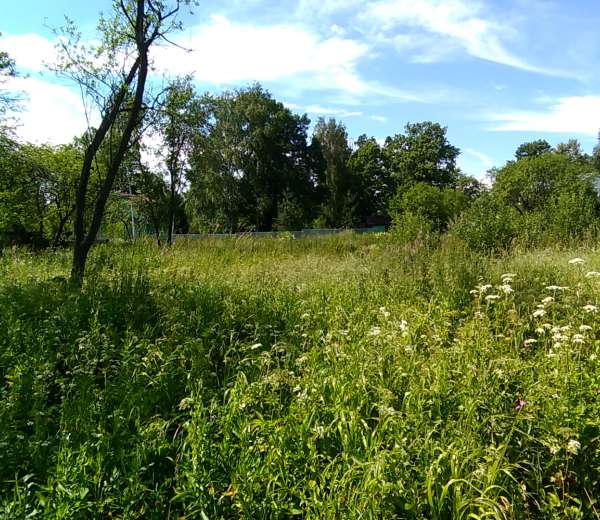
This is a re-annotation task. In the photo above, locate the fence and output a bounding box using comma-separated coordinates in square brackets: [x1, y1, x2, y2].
[174, 226, 386, 241]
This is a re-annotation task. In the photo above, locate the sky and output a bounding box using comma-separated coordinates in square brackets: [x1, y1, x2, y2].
[2, 0, 600, 179]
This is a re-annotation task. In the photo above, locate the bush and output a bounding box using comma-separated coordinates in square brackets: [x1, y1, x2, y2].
[450, 193, 520, 251]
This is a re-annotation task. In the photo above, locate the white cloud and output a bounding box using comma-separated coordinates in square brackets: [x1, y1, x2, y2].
[0, 33, 58, 72]
[360, 0, 563, 75]
[153, 15, 423, 101]
[5, 76, 91, 144]
[370, 115, 388, 123]
[304, 105, 362, 117]
[490, 96, 600, 136]
[464, 148, 493, 169]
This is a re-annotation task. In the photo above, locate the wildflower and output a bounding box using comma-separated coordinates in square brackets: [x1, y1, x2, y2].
[479, 284, 493, 293]
[583, 304, 598, 313]
[590, 354, 597, 361]
[579, 325, 593, 332]
[514, 398, 527, 412]
[499, 284, 513, 294]
[569, 258, 585, 265]
[469, 289, 479, 295]
[566, 439, 581, 455]
[369, 326, 381, 336]
[502, 273, 516, 279]
[535, 327, 546, 335]
[399, 319, 408, 331]
[541, 296, 554, 305]
[571, 334, 585, 344]
[379, 307, 391, 318]
[546, 285, 568, 291]
[586, 271, 600, 278]
[523, 338, 537, 347]
[532, 309, 546, 318]
[485, 294, 500, 302]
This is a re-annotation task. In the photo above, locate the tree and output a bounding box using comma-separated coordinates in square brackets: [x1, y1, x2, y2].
[54, 0, 191, 284]
[0, 35, 17, 127]
[384, 122, 459, 188]
[347, 135, 391, 224]
[493, 152, 592, 214]
[154, 76, 201, 245]
[555, 139, 588, 163]
[187, 85, 316, 232]
[312, 118, 353, 227]
[514, 139, 551, 160]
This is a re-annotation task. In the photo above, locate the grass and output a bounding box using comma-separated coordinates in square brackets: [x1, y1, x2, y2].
[1, 233, 599, 518]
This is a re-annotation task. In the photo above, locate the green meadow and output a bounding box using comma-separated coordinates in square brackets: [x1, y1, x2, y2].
[1, 234, 599, 518]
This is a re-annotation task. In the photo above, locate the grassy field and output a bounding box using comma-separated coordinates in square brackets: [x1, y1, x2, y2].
[1, 233, 599, 519]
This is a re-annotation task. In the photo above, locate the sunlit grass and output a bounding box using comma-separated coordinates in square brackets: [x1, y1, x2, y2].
[1, 235, 599, 518]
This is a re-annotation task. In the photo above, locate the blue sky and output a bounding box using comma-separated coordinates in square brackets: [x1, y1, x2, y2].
[2, 0, 600, 178]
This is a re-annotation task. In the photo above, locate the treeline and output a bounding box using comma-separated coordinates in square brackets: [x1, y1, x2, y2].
[2, 81, 600, 250]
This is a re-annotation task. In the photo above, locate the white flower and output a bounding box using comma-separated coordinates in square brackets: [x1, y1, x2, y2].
[533, 309, 546, 318]
[586, 271, 600, 278]
[499, 284, 513, 294]
[566, 439, 581, 454]
[501, 273, 516, 279]
[535, 327, 546, 335]
[479, 284, 493, 293]
[523, 339, 537, 347]
[369, 326, 381, 336]
[546, 285, 569, 291]
[399, 320, 408, 331]
[572, 334, 585, 344]
[469, 289, 479, 295]
[541, 296, 554, 305]
[590, 353, 598, 361]
[579, 325, 593, 332]
[379, 307, 390, 318]
[485, 294, 500, 302]
[569, 258, 585, 265]
[583, 304, 598, 313]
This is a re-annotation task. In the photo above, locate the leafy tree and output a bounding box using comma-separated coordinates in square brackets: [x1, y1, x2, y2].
[0, 35, 17, 128]
[154, 76, 202, 244]
[492, 152, 593, 214]
[347, 135, 391, 224]
[53, 0, 191, 283]
[514, 139, 551, 160]
[555, 139, 589, 163]
[384, 122, 459, 188]
[188, 85, 316, 232]
[389, 182, 469, 233]
[313, 118, 354, 227]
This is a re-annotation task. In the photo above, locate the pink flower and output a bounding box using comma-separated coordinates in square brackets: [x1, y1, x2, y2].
[514, 398, 527, 412]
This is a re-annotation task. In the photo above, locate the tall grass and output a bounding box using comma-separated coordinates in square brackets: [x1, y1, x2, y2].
[1, 234, 599, 518]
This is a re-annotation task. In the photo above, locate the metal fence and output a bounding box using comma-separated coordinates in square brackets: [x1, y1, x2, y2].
[174, 226, 386, 241]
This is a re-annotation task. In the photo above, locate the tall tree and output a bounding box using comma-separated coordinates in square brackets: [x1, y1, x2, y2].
[154, 76, 201, 244]
[347, 135, 390, 224]
[384, 121, 459, 188]
[54, 0, 190, 284]
[514, 139, 552, 160]
[313, 118, 353, 227]
[188, 85, 316, 232]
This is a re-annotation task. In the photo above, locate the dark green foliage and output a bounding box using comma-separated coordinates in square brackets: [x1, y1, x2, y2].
[187, 85, 317, 232]
[514, 139, 552, 160]
[383, 122, 459, 188]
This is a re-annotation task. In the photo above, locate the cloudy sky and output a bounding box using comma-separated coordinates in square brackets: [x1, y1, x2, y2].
[2, 0, 600, 178]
